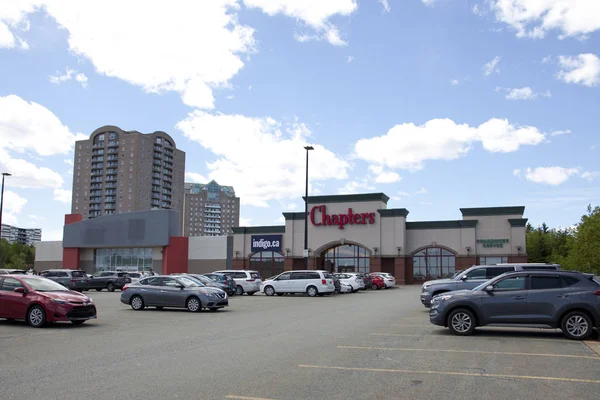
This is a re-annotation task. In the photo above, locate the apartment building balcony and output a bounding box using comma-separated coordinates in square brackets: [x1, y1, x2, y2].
[107, 141, 119, 148]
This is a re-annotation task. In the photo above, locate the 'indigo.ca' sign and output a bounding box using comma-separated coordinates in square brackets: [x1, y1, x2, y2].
[251, 235, 283, 252]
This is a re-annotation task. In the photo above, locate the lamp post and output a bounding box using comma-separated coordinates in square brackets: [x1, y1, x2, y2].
[303, 146, 314, 270]
[0, 172, 12, 237]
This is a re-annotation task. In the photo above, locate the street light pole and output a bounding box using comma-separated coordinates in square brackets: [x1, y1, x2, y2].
[303, 146, 314, 270]
[0, 172, 12, 240]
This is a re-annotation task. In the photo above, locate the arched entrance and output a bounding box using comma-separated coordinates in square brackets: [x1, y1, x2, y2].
[412, 247, 456, 281]
[321, 244, 370, 274]
[249, 251, 284, 280]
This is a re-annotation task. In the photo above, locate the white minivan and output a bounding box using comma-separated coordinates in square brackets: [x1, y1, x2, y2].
[260, 270, 335, 297]
[213, 269, 262, 296]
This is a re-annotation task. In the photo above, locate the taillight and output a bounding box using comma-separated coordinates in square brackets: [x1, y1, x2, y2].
[593, 290, 600, 296]
[70, 279, 76, 283]
[246, 278, 255, 282]
[122, 285, 128, 291]
[321, 279, 327, 285]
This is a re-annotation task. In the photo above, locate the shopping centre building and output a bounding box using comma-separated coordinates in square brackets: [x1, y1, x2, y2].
[34, 193, 528, 285]
[232, 193, 528, 284]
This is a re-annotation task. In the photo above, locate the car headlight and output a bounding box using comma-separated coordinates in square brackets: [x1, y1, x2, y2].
[422, 284, 430, 291]
[206, 292, 220, 298]
[53, 299, 68, 304]
[433, 294, 453, 302]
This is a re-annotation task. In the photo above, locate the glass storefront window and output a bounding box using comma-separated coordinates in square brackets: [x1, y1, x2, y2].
[249, 251, 284, 279]
[412, 247, 455, 280]
[93, 248, 153, 273]
[321, 244, 370, 274]
[479, 256, 508, 265]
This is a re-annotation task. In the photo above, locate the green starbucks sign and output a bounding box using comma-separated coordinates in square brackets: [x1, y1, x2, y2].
[477, 238, 509, 248]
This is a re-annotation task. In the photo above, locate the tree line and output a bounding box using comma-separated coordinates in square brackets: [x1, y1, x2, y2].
[526, 204, 600, 275]
[0, 240, 36, 270]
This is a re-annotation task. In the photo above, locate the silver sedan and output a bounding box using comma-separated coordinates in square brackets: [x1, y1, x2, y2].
[120, 275, 228, 312]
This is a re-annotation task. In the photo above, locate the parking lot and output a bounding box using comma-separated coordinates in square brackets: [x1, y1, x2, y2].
[1, 286, 599, 400]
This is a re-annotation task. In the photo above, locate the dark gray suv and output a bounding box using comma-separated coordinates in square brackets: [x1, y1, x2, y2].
[429, 270, 600, 340]
[420, 263, 561, 307]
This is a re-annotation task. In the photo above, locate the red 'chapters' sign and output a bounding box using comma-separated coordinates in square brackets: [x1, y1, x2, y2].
[310, 205, 375, 230]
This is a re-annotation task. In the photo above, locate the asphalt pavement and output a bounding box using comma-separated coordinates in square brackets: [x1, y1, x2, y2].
[1, 286, 599, 400]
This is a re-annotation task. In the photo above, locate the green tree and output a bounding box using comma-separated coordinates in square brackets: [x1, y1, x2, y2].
[566, 205, 600, 274]
[7, 254, 26, 270]
[0, 239, 36, 269]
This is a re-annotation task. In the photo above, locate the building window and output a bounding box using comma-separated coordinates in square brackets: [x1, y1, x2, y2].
[321, 244, 370, 274]
[479, 256, 508, 265]
[248, 251, 284, 278]
[413, 247, 456, 281]
[93, 248, 153, 273]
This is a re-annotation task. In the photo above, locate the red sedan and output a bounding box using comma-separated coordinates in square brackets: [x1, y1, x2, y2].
[0, 275, 97, 328]
[369, 274, 386, 290]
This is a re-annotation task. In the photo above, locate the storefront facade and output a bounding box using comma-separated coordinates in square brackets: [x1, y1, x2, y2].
[232, 193, 528, 284]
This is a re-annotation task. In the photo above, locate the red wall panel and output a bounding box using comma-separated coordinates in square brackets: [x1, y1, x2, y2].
[63, 214, 83, 269]
[162, 236, 189, 275]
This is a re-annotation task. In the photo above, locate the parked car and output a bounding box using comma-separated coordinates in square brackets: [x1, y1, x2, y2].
[260, 270, 335, 297]
[429, 270, 600, 340]
[420, 263, 562, 307]
[339, 282, 353, 293]
[359, 273, 373, 289]
[344, 272, 366, 290]
[203, 273, 237, 295]
[331, 275, 341, 294]
[0, 269, 27, 275]
[88, 271, 131, 292]
[370, 275, 385, 290]
[120, 275, 228, 312]
[172, 273, 235, 296]
[213, 269, 262, 296]
[371, 272, 395, 288]
[127, 272, 142, 283]
[38, 269, 90, 292]
[0, 275, 97, 327]
[333, 273, 362, 293]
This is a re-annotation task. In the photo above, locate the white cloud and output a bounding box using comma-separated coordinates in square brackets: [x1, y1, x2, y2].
[49, 67, 76, 84]
[556, 54, 600, 87]
[64, 159, 74, 166]
[43, 229, 63, 241]
[542, 55, 552, 63]
[416, 187, 427, 194]
[239, 216, 253, 226]
[451, 79, 460, 86]
[176, 112, 350, 207]
[244, 0, 357, 46]
[275, 216, 286, 223]
[346, 55, 354, 63]
[483, 56, 501, 76]
[0, 148, 64, 189]
[28, 214, 46, 221]
[0, 1, 38, 49]
[484, 0, 600, 39]
[337, 179, 375, 195]
[514, 166, 589, 185]
[550, 129, 572, 136]
[2, 212, 18, 226]
[185, 172, 208, 183]
[0, 94, 86, 156]
[391, 191, 410, 201]
[354, 118, 546, 172]
[379, 0, 391, 12]
[3, 191, 27, 214]
[75, 72, 88, 88]
[5, 1, 256, 110]
[581, 171, 600, 181]
[422, 0, 437, 6]
[497, 86, 551, 100]
[53, 188, 71, 203]
[367, 165, 401, 184]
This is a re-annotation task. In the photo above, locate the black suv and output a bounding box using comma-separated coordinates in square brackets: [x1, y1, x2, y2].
[89, 271, 131, 292]
[429, 270, 600, 340]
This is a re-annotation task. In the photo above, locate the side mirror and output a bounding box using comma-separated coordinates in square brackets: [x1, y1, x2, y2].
[484, 285, 494, 292]
[461, 275, 468, 281]
[14, 287, 27, 294]
[176, 284, 184, 289]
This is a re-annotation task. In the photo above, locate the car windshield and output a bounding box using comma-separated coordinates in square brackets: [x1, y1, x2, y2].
[193, 275, 213, 284]
[21, 277, 69, 292]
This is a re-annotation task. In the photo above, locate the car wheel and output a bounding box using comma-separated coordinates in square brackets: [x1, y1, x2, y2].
[264, 286, 275, 296]
[447, 309, 476, 336]
[186, 296, 201, 312]
[561, 311, 593, 340]
[306, 286, 318, 297]
[27, 305, 46, 328]
[71, 320, 86, 325]
[130, 295, 145, 310]
[106, 282, 115, 292]
[235, 285, 244, 296]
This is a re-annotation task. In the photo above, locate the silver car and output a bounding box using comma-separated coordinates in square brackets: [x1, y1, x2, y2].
[120, 275, 228, 312]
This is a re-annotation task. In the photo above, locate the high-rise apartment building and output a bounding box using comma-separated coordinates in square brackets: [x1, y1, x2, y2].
[71, 125, 186, 224]
[184, 180, 240, 236]
[1, 224, 42, 246]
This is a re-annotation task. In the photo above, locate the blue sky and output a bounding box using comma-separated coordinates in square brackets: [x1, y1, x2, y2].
[0, 0, 599, 240]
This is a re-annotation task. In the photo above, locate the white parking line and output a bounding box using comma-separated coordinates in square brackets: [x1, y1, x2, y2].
[224, 395, 278, 400]
[337, 345, 600, 360]
[298, 364, 600, 384]
[368, 332, 575, 343]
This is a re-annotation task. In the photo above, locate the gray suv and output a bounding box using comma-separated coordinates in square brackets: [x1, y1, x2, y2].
[420, 263, 560, 307]
[429, 270, 600, 340]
